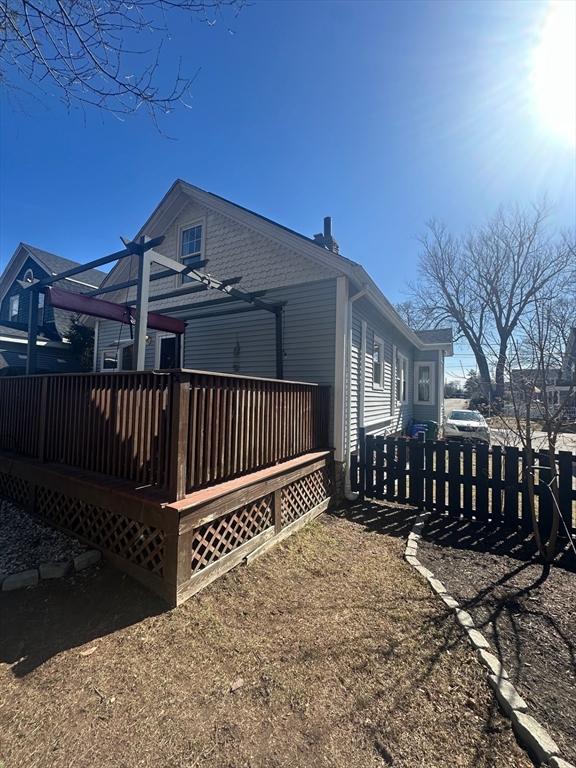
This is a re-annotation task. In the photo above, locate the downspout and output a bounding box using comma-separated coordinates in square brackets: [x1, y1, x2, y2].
[344, 286, 369, 500]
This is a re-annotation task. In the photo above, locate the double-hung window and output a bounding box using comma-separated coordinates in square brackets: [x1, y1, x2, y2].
[9, 295, 19, 322]
[37, 293, 45, 326]
[180, 224, 203, 282]
[396, 351, 408, 404]
[373, 336, 384, 389]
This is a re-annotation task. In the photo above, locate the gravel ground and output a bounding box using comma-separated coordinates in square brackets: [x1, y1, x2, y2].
[417, 515, 576, 764]
[0, 498, 88, 578]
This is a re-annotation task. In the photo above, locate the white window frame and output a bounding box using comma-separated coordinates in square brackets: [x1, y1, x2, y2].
[178, 217, 206, 284]
[396, 351, 408, 405]
[414, 361, 436, 405]
[372, 334, 385, 390]
[155, 332, 183, 369]
[100, 341, 134, 371]
[37, 292, 45, 325]
[9, 294, 19, 322]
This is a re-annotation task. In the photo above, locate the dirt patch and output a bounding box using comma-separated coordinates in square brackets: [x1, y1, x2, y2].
[1, 504, 532, 768]
[418, 515, 576, 763]
[0, 499, 88, 578]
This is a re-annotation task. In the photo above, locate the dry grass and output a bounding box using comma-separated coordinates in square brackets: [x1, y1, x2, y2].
[0, 505, 532, 768]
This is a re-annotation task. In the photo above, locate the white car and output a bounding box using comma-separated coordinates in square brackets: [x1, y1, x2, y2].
[443, 409, 491, 444]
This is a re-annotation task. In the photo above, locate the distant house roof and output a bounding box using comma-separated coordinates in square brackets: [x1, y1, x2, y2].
[415, 328, 453, 345]
[21, 244, 107, 288]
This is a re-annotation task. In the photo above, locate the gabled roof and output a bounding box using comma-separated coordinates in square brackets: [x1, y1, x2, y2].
[98, 179, 454, 354]
[20, 244, 107, 287]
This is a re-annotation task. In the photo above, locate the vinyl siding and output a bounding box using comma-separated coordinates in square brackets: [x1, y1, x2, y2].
[96, 279, 337, 388]
[349, 298, 415, 450]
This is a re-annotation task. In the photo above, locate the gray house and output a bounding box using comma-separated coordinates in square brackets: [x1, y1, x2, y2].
[92, 180, 453, 483]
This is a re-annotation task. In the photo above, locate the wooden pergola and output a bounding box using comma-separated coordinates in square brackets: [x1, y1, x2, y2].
[25, 235, 285, 376]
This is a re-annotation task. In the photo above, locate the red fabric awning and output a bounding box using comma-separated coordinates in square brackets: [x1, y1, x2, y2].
[47, 286, 185, 335]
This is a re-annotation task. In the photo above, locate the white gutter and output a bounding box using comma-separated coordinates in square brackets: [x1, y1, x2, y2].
[344, 285, 369, 501]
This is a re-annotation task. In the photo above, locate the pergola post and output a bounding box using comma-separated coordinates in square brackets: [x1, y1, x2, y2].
[275, 306, 284, 379]
[26, 288, 40, 375]
[133, 239, 151, 371]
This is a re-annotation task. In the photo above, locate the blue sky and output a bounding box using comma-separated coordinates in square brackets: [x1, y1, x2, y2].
[1, 0, 574, 378]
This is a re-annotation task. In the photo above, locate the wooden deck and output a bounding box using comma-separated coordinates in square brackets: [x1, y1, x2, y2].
[0, 370, 333, 604]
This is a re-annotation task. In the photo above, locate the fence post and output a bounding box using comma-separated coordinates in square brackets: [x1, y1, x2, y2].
[557, 451, 573, 539]
[168, 372, 190, 501]
[409, 433, 425, 510]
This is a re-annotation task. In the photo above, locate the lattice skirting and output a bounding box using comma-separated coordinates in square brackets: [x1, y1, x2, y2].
[35, 486, 165, 576]
[0, 452, 334, 607]
[281, 466, 331, 526]
[0, 469, 32, 508]
[182, 466, 333, 580]
[191, 494, 274, 573]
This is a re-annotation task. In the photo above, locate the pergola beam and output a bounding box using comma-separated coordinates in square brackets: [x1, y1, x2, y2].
[144, 277, 242, 305]
[33, 236, 165, 288]
[161, 291, 270, 316]
[81, 260, 208, 299]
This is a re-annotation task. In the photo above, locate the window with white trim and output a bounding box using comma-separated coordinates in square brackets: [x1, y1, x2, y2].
[9, 295, 19, 322]
[372, 336, 384, 389]
[180, 223, 203, 282]
[396, 351, 408, 404]
[415, 362, 436, 404]
[101, 343, 134, 371]
[23, 269, 35, 284]
[37, 292, 45, 326]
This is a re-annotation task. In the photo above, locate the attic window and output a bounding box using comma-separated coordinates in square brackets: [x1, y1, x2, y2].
[180, 224, 203, 283]
[23, 269, 34, 284]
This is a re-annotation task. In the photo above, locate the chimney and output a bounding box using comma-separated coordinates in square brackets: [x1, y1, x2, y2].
[313, 216, 339, 254]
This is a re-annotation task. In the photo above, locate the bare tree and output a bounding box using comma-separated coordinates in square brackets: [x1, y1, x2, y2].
[394, 300, 432, 329]
[499, 298, 576, 567]
[0, 0, 244, 119]
[410, 205, 575, 400]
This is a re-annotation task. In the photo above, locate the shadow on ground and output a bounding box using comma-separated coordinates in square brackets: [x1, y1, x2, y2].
[0, 565, 164, 678]
[423, 514, 576, 572]
[330, 500, 418, 539]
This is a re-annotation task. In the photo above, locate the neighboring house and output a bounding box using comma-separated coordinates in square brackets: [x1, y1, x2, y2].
[92, 180, 453, 481]
[0, 243, 106, 375]
[510, 327, 576, 411]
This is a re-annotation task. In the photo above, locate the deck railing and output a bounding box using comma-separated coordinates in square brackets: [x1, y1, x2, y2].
[0, 369, 330, 500]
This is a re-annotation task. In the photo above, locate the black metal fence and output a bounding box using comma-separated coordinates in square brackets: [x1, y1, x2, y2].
[351, 431, 576, 538]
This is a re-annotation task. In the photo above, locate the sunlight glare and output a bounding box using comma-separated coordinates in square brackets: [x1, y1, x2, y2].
[533, 0, 576, 145]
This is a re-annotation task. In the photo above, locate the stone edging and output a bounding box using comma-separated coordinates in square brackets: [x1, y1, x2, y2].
[1, 549, 101, 592]
[404, 510, 574, 768]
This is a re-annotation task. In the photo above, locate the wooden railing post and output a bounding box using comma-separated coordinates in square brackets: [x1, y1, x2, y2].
[37, 376, 48, 462]
[168, 372, 190, 501]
